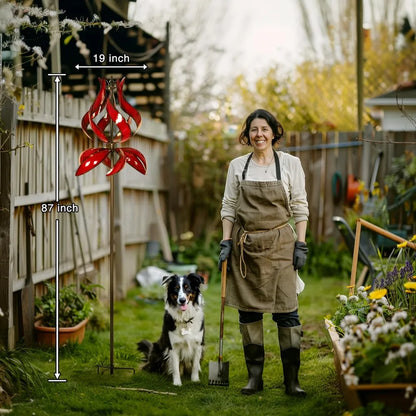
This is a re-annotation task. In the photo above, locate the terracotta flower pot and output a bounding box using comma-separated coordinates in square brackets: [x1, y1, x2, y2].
[34, 319, 89, 347]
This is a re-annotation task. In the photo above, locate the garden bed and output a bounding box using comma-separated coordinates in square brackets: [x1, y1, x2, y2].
[325, 319, 416, 413]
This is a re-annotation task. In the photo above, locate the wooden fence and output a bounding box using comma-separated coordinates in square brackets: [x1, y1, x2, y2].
[282, 127, 416, 241]
[173, 127, 416, 243]
[1, 88, 169, 347]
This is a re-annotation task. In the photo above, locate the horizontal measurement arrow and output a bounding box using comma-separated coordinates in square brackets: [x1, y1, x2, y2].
[75, 64, 147, 70]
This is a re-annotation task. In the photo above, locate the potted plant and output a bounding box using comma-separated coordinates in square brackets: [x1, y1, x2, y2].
[195, 255, 215, 284]
[34, 283, 93, 347]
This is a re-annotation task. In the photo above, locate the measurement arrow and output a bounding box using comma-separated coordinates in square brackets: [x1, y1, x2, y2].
[75, 64, 148, 70]
[48, 219, 67, 383]
[53, 75, 61, 202]
[47, 74, 67, 383]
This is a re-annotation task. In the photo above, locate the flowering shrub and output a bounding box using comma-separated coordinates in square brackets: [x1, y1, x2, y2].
[328, 236, 416, 414]
[331, 286, 394, 333]
[339, 304, 416, 385]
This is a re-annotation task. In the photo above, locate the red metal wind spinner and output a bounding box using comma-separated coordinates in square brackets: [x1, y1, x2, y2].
[76, 77, 147, 176]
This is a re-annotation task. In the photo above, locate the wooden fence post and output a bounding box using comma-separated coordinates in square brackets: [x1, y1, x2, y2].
[0, 97, 17, 348]
[361, 124, 373, 188]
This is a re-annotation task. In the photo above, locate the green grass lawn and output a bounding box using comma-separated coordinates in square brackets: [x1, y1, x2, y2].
[11, 275, 350, 416]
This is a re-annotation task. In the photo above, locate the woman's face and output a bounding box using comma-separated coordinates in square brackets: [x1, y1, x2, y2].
[249, 118, 274, 151]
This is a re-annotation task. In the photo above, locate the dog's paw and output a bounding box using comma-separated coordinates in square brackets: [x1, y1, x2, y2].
[173, 378, 182, 387]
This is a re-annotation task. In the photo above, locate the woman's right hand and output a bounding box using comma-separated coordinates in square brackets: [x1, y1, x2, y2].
[218, 239, 232, 271]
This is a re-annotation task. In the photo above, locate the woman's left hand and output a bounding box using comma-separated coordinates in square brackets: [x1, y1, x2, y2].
[293, 241, 308, 270]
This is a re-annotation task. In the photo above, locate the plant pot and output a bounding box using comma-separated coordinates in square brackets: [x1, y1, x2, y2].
[34, 319, 89, 347]
[325, 319, 416, 413]
[198, 271, 210, 285]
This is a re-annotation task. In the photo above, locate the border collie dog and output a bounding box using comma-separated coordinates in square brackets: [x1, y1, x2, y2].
[138, 273, 205, 386]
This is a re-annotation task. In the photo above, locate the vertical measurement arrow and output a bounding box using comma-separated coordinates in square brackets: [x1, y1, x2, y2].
[47, 73, 67, 383]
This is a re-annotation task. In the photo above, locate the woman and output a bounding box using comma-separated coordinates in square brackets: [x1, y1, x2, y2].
[218, 109, 309, 397]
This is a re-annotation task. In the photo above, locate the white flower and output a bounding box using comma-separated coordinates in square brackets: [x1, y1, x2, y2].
[75, 40, 90, 58]
[382, 322, 399, 334]
[405, 386, 414, 399]
[354, 324, 367, 340]
[11, 39, 31, 52]
[0, 1, 13, 32]
[369, 326, 383, 342]
[358, 290, 368, 299]
[341, 315, 359, 330]
[392, 311, 408, 322]
[102, 22, 112, 35]
[32, 46, 44, 58]
[399, 343, 415, 358]
[37, 57, 48, 70]
[343, 367, 359, 386]
[340, 333, 356, 349]
[366, 311, 377, 322]
[348, 295, 359, 303]
[0, 307, 4, 317]
[376, 297, 388, 306]
[385, 350, 400, 365]
[61, 18, 82, 32]
[370, 316, 384, 327]
[336, 294, 347, 305]
[399, 324, 411, 337]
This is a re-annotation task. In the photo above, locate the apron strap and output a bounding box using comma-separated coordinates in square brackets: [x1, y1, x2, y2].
[242, 151, 281, 180]
[273, 150, 281, 181]
[242, 153, 253, 180]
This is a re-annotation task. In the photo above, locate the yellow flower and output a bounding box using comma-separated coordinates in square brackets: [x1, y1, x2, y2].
[347, 285, 355, 289]
[404, 282, 416, 290]
[397, 241, 408, 248]
[410, 235, 416, 242]
[368, 288, 387, 300]
[364, 285, 372, 291]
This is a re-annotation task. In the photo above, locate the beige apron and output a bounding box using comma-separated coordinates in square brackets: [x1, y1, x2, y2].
[225, 151, 298, 313]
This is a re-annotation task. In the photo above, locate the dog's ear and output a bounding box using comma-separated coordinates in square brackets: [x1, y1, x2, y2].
[187, 273, 205, 288]
[161, 275, 175, 286]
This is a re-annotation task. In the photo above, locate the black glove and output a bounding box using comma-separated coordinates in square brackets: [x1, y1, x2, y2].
[218, 239, 232, 271]
[293, 241, 308, 270]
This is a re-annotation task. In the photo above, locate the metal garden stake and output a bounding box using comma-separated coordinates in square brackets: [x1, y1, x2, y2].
[76, 77, 147, 374]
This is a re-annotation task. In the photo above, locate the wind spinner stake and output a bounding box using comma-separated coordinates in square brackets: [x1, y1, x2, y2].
[76, 77, 147, 374]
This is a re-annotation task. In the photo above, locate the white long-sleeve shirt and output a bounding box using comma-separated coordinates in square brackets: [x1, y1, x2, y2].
[221, 151, 309, 224]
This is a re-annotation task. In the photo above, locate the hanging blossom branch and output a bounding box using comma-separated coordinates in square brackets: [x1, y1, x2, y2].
[0, 1, 140, 71]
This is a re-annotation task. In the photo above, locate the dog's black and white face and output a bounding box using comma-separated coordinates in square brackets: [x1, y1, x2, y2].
[162, 273, 205, 312]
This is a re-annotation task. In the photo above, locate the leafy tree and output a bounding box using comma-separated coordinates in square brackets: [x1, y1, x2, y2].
[174, 117, 245, 238]
[227, 1, 416, 132]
